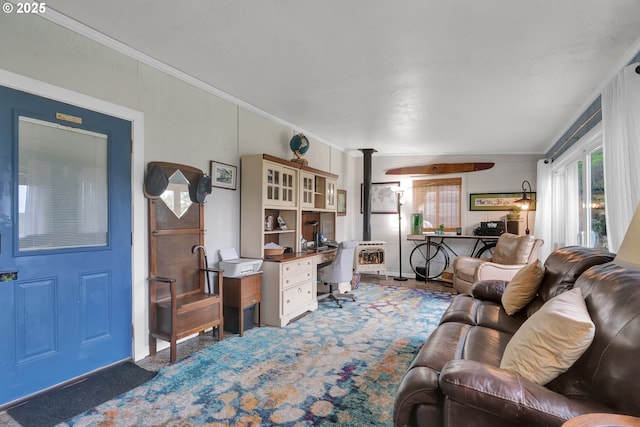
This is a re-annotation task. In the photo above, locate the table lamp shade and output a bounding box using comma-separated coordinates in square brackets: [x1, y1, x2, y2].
[613, 203, 640, 269]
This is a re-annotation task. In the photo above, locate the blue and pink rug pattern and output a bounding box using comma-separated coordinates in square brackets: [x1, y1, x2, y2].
[64, 284, 452, 426]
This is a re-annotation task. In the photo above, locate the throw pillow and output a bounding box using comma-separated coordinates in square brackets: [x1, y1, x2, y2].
[501, 260, 545, 315]
[500, 287, 595, 385]
[492, 234, 534, 265]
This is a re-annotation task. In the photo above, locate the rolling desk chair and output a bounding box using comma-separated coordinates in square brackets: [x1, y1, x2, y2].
[318, 240, 358, 308]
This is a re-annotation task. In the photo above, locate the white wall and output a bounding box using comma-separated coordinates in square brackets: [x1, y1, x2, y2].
[353, 153, 540, 277]
[0, 12, 354, 359]
[0, 11, 541, 356]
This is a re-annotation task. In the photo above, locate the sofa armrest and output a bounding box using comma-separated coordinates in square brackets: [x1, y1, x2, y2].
[439, 360, 606, 426]
[475, 262, 526, 282]
[453, 256, 491, 270]
[470, 280, 507, 302]
[394, 367, 440, 427]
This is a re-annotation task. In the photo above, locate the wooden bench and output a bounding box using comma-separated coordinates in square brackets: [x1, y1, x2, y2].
[146, 162, 223, 362]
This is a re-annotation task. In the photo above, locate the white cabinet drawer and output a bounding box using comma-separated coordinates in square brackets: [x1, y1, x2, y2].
[282, 269, 313, 289]
[282, 280, 314, 316]
[282, 258, 313, 277]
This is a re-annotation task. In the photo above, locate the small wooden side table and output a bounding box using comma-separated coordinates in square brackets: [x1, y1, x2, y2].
[563, 413, 640, 427]
[222, 272, 263, 337]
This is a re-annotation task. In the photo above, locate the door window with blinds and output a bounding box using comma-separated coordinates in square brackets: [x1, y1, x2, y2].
[18, 116, 108, 251]
[412, 178, 462, 232]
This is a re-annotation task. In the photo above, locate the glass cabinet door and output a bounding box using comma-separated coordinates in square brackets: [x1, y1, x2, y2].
[265, 165, 281, 202]
[281, 168, 296, 205]
[300, 172, 315, 209]
[264, 163, 296, 207]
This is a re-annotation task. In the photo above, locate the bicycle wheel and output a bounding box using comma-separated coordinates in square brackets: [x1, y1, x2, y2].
[409, 242, 450, 280]
[474, 242, 496, 259]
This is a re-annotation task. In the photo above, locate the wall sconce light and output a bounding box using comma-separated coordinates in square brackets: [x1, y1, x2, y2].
[391, 187, 408, 281]
[515, 180, 533, 235]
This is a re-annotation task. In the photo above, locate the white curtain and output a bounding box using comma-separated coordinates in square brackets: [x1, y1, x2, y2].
[535, 159, 553, 261]
[602, 63, 640, 252]
[565, 163, 581, 246]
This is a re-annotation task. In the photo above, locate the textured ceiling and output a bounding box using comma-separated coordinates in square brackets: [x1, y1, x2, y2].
[44, 0, 640, 155]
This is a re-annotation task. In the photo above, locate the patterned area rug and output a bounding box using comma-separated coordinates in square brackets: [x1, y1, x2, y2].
[64, 284, 452, 426]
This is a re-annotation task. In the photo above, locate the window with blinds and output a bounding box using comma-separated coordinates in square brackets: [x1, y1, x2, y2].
[18, 116, 108, 251]
[412, 178, 462, 231]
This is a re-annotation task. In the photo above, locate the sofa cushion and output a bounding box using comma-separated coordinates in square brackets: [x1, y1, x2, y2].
[439, 294, 479, 325]
[536, 246, 615, 302]
[476, 302, 527, 335]
[461, 326, 512, 367]
[439, 360, 610, 427]
[500, 287, 595, 385]
[439, 295, 527, 335]
[471, 280, 507, 302]
[501, 260, 545, 315]
[492, 233, 535, 264]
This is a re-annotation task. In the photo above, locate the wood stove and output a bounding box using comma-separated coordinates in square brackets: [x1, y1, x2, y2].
[354, 241, 387, 279]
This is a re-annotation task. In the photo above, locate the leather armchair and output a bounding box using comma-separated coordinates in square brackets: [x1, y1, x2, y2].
[452, 233, 543, 295]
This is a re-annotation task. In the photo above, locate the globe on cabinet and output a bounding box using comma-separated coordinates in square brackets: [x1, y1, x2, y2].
[290, 133, 309, 166]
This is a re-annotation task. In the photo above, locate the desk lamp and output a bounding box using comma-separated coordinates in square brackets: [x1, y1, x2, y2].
[308, 220, 320, 251]
[391, 187, 408, 281]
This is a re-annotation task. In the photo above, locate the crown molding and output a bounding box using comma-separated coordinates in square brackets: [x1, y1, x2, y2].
[35, 4, 346, 154]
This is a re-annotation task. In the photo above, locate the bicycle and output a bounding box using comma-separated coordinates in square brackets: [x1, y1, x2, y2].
[409, 236, 497, 281]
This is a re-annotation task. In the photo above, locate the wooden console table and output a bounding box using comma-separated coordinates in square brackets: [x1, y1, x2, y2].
[406, 233, 499, 281]
[563, 413, 640, 427]
[222, 272, 263, 336]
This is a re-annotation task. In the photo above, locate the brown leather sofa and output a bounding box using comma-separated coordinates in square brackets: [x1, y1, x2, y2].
[394, 246, 640, 427]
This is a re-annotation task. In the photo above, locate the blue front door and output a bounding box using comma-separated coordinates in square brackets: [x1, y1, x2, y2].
[0, 86, 132, 405]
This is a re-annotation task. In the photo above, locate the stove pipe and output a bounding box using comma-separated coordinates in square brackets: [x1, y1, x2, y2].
[360, 148, 377, 241]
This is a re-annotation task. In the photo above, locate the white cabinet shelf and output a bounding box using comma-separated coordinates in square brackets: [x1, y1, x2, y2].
[240, 153, 339, 327]
[241, 154, 339, 258]
[264, 229, 296, 235]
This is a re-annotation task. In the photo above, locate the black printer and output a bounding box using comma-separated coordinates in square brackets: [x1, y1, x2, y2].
[473, 220, 506, 236]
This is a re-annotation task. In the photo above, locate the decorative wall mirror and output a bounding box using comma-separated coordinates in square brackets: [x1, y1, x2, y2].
[159, 169, 192, 218]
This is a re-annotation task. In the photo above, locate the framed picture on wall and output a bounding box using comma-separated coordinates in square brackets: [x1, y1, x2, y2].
[360, 181, 400, 214]
[469, 192, 537, 211]
[209, 161, 237, 190]
[337, 189, 347, 216]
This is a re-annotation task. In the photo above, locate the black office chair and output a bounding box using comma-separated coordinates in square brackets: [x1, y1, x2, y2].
[318, 240, 357, 307]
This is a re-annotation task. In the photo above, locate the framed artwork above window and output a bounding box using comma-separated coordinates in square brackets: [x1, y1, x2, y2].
[469, 192, 537, 211]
